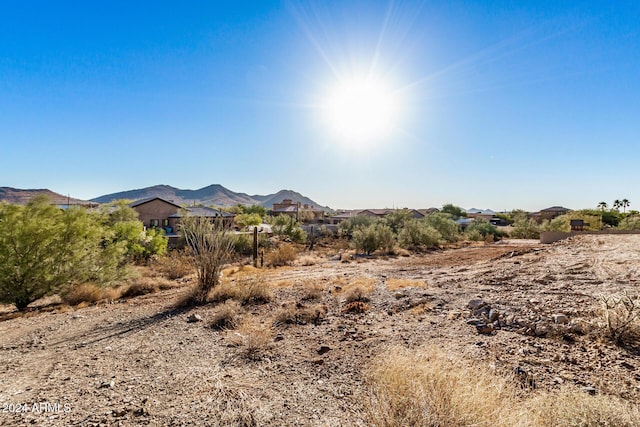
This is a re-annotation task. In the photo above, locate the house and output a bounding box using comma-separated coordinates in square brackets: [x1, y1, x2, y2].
[465, 208, 496, 222]
[531, 206, 571, 222]
[326, 208, 428, 226]
[271, 199, 325, 223]
[130, 197, 235, 238]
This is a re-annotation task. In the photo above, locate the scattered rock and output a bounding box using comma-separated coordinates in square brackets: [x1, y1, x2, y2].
[488, 309, 500, 322]
[476, 323, 494, 335]
[187, 313, 203, 323]
[553, 313, 569, 324]
[100, 380, 115, 389]
[467, 299, 486, 310]
[582, 386, 597, 395]
[317, 345, 331, 355]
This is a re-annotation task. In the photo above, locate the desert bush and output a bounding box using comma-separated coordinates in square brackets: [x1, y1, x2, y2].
[210, 300, 242, 330]
[422, 213, 460, 243]
[274, 302, 327, 325]
[528, 389, 640, 426]
[121, 279, 159, 298]
[337, 215, 374, 238]
[180, 216, 235, 304]
[541, 215, 571, 232]
[365, 346, 640, 427]
[266, 243, 297, 267]
[383, 209, 415, 234]
[297, 255, 318, 266]
[228, 318, 273, 361]
[231, 233, 253, 256]
[510, 212, 541, 239]
[300, 282, 323, 301]
[271, 215, 306, 243]
[398, 220, 441, 249]
[352, 223, 395, 255]
[61, 283, 104, 306]
[618, 215, 640, 230]
[0, 197, 128, 311]
[343, 285, 372, 303]
[365, 346, 519, 427]
[599, 292, 640, 345]
[341, 301, 370, 314]
[237, 278, 273, 305]
[209, 278, 272, 305]
[465, 219, 503, 241]
[159, 250, 193, 279]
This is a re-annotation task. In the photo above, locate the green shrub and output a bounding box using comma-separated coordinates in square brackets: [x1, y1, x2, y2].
[0, 197, 128, 311]
[464, 219, 503, 241]
[423, 213, 460, 243]
[398, 220, 441, 249]
[352, 223, 395, 255]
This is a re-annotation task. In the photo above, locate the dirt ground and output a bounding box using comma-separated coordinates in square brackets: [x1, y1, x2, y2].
[2, 234, 640, 426]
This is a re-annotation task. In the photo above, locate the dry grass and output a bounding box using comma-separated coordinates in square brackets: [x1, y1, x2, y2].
[297, 255, 319, 266]
[274, 302, 327, 326]
[300, 281, 324, 301]
[209, 277, 273, 305]
[158, 250, 193, 279]
[341, 301, 370, 314]
[61, 283, 104, 306]
[265, 243, 298, 267]
[228, 318, 273, 361]
[210, 300, 242, 331]
[599, 292, 640, 346]
[386, 278, 428, 291]
[365, 346, 640, 427]
[121, 277, 160, 298]
[343, 285, 373, 303]
[366, 346, 522, 427]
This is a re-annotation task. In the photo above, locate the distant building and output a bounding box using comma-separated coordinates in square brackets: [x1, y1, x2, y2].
[271, 199, 325, 223]
[531, 206, 571, 222]
[129, 197, 235, 245]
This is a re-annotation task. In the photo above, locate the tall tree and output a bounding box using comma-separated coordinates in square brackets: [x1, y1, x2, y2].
[622, 199, 630, 213]
[597, 201, 608, 211]
[613, 200, 622, 211]
[0, 197, 126, 310]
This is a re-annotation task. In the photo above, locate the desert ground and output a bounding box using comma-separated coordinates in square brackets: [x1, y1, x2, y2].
[2, 234, 640, 426]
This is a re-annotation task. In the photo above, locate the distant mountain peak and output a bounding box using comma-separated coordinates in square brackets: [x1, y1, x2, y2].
[89, 184, 329, 210]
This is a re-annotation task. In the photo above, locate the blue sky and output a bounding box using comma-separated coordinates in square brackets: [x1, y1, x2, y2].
[1, 1, 639, 211]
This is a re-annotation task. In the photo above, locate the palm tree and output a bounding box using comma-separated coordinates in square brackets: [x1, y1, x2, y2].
[613, 200, 622, 211]
[598, 201, 608, 211]
[622, 199, 630, 213]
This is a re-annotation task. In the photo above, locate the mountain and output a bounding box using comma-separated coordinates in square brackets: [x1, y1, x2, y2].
[252, 189, 327, 210]
[0, 187, 94, 206]
[90, 184, 330, 210]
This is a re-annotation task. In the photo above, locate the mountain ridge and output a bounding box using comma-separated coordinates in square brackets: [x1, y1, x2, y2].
[89, 184, 330, 210]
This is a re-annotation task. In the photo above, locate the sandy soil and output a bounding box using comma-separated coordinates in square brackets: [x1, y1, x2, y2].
[2, 235, 640, 426]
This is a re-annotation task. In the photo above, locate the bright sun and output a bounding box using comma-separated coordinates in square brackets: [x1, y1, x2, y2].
[322, 76, 399, 147]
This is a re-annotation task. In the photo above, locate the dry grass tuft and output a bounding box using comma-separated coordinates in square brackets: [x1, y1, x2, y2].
[386, 278, 428, 291]
[61, 283, 104, 306]
[341, 301, 370, 314]
[266, 244, 298, 267]
[599, 292, 640, 346]
[366, 346, 522, 427]
[297, 255, 319, 266]
[365, 346, 640, 427]
[210, 277, 273, 305]
[343, 285, 373, 303]
[210, 300, 242, 331]
[228, 318, 273, 361]
[274, 302, 327, 326]
[121, 278, 159, 298]
[158, 250, 193, 279]
[300, 282, 324, 301]
[527, 389, 640, 426]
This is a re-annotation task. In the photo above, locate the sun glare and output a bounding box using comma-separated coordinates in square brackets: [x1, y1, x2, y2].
[322, 76, 399, 147]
